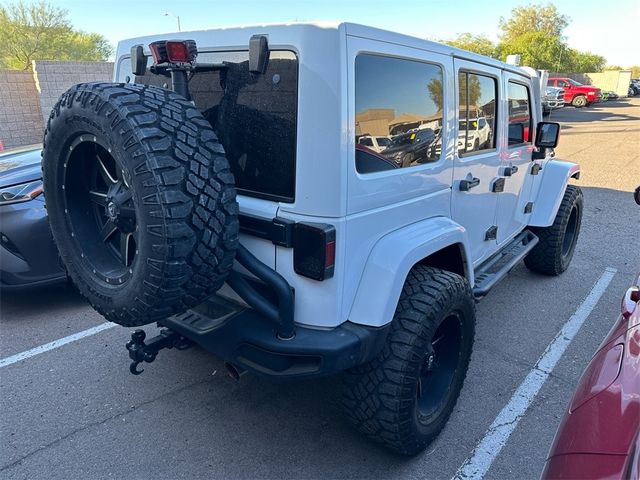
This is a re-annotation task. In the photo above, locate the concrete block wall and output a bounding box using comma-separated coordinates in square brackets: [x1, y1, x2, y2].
[34, 61, 114, 123]
[0, 70, 45, 150]
[0, 61, 114, 151]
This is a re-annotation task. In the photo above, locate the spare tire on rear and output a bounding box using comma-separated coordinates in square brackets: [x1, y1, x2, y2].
[42, 82, 239, 327]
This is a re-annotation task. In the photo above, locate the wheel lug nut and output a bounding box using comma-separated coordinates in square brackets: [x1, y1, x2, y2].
[426, 353, 435, 371]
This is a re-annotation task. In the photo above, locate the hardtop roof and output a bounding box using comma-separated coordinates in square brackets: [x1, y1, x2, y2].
[116, 22, 531, 78]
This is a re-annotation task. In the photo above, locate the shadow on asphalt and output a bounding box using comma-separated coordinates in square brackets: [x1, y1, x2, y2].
[0, 283, 87, 319]
[550, 99, 640, 124]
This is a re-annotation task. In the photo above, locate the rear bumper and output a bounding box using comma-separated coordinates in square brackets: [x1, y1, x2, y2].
[160, 294, 390, 380]
[547, 100, 564, 109]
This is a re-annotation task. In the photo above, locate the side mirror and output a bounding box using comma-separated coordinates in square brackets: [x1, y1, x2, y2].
[131, 45, 147, 76]
[249, 34, 269, 74]
[535, 122, 560, 148]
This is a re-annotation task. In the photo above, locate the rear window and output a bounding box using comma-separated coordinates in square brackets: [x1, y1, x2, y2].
[131, 50, 298, 202]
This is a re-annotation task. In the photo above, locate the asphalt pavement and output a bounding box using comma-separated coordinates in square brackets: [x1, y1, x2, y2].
[1, 97, 639, 480]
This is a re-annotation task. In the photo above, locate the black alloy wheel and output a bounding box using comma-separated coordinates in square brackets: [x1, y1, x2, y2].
[64, 136, 138, 284]
[416, 313, 464, 421]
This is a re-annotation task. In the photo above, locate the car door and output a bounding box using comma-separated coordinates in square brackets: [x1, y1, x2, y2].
[495, 75, 535, 246]
[451, 60, 502, 266]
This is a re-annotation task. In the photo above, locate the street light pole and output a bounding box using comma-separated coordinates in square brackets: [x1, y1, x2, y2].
[163, 12, 181, 31]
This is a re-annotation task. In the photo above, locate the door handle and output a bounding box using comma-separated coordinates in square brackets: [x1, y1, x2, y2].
[459, 177, 480, 191]
[504, 165, 519, 177]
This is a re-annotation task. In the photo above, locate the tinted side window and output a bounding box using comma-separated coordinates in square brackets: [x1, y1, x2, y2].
[507, 82, 532, 145]
[458, 72, 497, 156]
[355, 54, 444, 173]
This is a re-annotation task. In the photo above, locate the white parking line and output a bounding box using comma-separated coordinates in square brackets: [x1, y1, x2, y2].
[0, 322, 116, 369]
[453, 267, 617, 480]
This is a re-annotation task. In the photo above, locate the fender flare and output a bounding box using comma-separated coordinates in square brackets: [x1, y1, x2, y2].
[348, 217, 473, 328]
[529, 160, 581, 227]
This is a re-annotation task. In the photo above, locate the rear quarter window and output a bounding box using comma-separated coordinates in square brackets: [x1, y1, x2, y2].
[355, 54, 444, 173]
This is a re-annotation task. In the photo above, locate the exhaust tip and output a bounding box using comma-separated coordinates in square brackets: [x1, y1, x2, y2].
[225, 362, 246, 381]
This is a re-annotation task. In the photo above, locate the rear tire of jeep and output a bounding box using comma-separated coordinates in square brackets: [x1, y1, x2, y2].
[342, 266, 475, 455]
[401, 153, 414, 168]
[572, 95, 587, 108]
[42, 82, 239, 327]
[524, 185, 583, 276]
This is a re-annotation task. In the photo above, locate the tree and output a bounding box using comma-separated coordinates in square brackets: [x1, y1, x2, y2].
[565, 49, 606, 73]
[442, 33, 498, 58]
[427, 78, 443, 112]
[499, 3, 569, 43]
[496, 3, 606, 72]
[498, 31, 566, 71]
[0, 1, 112, 70]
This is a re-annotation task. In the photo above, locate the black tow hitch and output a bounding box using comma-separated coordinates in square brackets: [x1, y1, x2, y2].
[126, 328, 192, 375]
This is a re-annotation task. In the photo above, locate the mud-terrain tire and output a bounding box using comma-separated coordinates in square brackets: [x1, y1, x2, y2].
[401, 153, 414, 168]
[525, 185, 582, 276]
[42, 82, 239, 327]
[572, 95, 587, 108]
[342, 266, 475, 455]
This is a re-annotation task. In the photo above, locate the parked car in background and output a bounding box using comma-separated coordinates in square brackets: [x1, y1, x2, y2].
[542, 86, 565, 115]
[356, 135, 391, 153]
[382, 128, 440, 166]
[606, 91, 619, 101]
[0, 145, 66, 288]
[629, 79, 640, 96]
[457, 116, 491, 151]
[542, 190, 640, 479]
[547, 77, 601, 107]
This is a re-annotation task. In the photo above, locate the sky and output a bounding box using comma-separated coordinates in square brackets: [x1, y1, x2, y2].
[33, 0, 640, 66]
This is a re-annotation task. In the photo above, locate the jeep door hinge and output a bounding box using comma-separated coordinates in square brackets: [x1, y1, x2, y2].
[491, 178, 506, 193]
[459, 177, 480, 191]
[530, 163, 542, 175]
[503, 165, 518, 177]
[485, 226, 498, 241]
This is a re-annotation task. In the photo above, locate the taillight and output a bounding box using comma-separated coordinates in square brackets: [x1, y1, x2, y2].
[293, 223, 336, 281]
[148, 40, 197, 64]
[622, 286, 640, 319]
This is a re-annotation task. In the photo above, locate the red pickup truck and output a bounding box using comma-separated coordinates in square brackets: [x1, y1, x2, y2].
[547, 77, 601, 107]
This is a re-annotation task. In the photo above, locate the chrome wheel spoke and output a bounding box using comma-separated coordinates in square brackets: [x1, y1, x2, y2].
[100, 219, 118, 242]
[119, 232, 134, 266]
[89, 190, 108, 207]
[432, 333, 445, 347]
[96, 152, 117, 185]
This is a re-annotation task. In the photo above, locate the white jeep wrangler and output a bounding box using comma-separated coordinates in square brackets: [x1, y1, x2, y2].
[42, 23, 582, 455]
